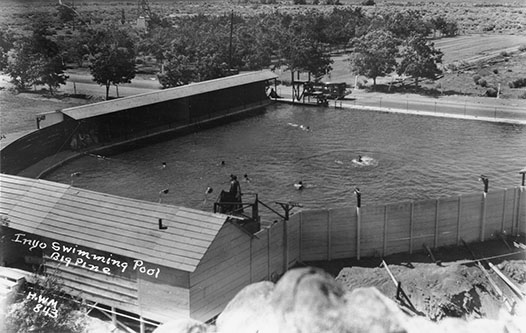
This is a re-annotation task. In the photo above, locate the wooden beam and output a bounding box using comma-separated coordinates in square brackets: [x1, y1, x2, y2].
[489, 262, 525, 299]
[97, 306, 136, 333]
[476, 262, 514, 313]
[423, 243, 441, 266]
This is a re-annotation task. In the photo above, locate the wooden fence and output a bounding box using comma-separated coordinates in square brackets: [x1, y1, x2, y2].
[257, 187, 526, 268]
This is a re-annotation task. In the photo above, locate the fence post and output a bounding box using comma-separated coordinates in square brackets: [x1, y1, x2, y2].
[250, 236, 253, 283]
[434, 199, 440, 248]
[409, 202, 414, 254]
[457, 195, 462, 246]
[481, 192, 487, 241]
[511, 188, 517, 235]
[327, 209, 332, 261]
[516, 187, 524, 235]
[501, 189, 507, 233]
[267, 228, 271, 281]
[299, 212, 303, 262]
[283, 219, 288, 272]
[383, 205, 388, 256]
[356, 207, 361, 260]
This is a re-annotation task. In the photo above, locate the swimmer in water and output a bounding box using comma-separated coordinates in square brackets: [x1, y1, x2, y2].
[243, 174, 251, 183]
[162, 162, 167, 169]
[220, 160, 225, 166]
[300, 125, 310, 131]
[294, 181, 304, 190]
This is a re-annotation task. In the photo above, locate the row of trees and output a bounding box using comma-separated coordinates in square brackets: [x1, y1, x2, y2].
[349, 29, 443, 88]
[0, 5, 454, 97]
[0, 22, 136, 99]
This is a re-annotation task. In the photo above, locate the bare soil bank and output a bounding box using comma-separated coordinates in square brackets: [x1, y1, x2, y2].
[305, 236, 526, 320]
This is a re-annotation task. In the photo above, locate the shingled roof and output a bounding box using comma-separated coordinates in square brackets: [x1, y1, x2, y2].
[61, 71, 278, 120]
[0, 174, 228, 272]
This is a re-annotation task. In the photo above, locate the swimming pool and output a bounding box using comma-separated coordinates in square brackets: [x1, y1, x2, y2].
[45, 103, 526, 219]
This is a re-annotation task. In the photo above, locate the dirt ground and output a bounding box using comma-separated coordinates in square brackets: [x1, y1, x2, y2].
[305, 235, 526, 321]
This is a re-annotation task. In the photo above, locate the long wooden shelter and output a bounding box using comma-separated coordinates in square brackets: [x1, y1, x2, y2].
[0, 71, 278, 176]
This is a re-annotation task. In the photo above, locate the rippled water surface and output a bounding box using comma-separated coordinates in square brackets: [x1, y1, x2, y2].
[46, 104, 526, 217]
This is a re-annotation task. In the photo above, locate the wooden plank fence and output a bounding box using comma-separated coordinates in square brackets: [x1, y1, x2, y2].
[277, 187, 525, 266]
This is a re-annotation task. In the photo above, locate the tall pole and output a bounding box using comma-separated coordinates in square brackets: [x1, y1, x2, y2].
[229, 10, 234, 71]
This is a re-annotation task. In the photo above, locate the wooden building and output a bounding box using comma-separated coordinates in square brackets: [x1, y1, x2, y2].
[0, 173, 280, 325]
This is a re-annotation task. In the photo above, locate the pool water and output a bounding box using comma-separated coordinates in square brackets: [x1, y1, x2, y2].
[45, 104, 526, 219]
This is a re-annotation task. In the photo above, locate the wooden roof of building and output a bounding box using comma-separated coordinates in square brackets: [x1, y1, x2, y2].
[61, 71, 278, 120]
[0, 174, 229, 272]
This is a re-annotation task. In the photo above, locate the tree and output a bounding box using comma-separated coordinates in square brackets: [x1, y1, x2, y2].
[35, 56, 69, 94]
[429, 15, 447, 38]
[5, 44, 43, 90]
[442, 20, 459, 37]
[5, 273, 88, 333]
[56, 3, 77, 25]
[0, 30, 15, 71]
[157, 54, 196, 87]
[137, 26, 175, 71]
[397, 34, 443, 87]
[385, 10, 430, 39]
[348, 29, 398, 88]
[89, 28, 136, 99]
[5, 25, 68, 93]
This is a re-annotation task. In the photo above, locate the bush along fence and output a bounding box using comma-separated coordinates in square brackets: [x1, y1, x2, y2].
[260, 187, 525, 272]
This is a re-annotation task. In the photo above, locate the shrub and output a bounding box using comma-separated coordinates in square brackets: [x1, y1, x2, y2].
[508, 78, 526, 89]
[519, 44, 526, 52]
[473, 74, 481, 84]
[478, 78, 487, 87]
[500, 50, 509, 57]
[5, 274, 88, 333]
[493, 69, 498, 74]
[519, 91, 526, 99]
[482, 23, 495, 31]
[485, 87, 497, 97]
[361, 0, 375, 5]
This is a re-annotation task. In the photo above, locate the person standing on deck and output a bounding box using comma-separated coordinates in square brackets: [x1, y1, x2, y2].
[229, 174, 242, 212]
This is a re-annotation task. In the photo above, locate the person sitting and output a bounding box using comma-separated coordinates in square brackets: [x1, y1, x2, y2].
[269, 88, 281, 99]
[358, 155, 363, 162]
[294, 181, 304, 190]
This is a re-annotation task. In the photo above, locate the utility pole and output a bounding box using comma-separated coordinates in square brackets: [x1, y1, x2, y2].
[229, 10, 234, 71]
